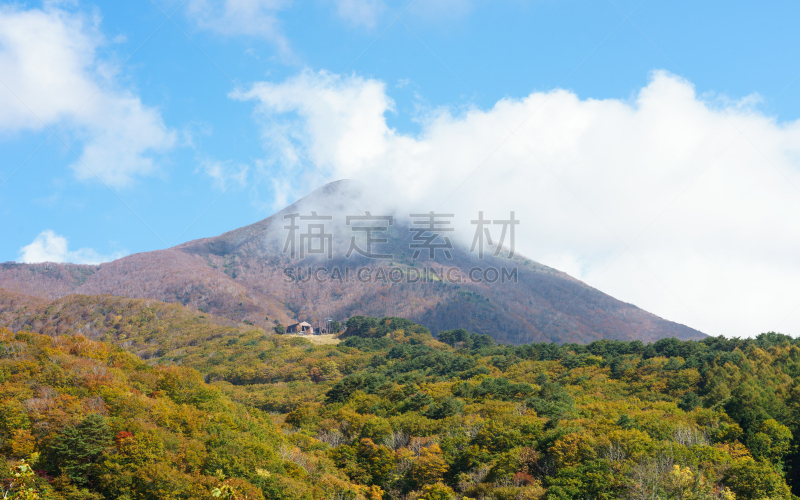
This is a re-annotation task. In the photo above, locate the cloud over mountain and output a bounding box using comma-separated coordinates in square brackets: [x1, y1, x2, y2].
[235, 69, 800, 337]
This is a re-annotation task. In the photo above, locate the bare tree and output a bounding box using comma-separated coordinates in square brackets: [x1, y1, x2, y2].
[673, 425, 708, 447]
[383, 430, 410, 450]
[602, 442, 627, 462]
[317, 429, 346, 447]
[627, 455, 673, 500]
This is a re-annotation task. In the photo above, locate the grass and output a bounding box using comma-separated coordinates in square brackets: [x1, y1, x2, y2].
[283, 333, 341, 345]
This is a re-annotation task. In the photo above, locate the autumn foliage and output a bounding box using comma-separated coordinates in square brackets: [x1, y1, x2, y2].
[2, 298, 800, 500]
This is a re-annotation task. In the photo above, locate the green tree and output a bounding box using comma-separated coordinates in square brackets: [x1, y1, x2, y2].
[724, 458, 792, 500]
[45, 413, 113, 487]
[748, 419, 792, 466]
[678, 392, 701, 412]
[423, 396, 464, 420]
[546, 459, 619, 500]
[437, 329, 472, 348]
[357, 438, 396, 487]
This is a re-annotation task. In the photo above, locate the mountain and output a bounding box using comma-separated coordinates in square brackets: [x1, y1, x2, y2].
[0, 180, 704, 344]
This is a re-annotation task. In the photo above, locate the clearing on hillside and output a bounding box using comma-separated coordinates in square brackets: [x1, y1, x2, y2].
[284, 333, 341, 345]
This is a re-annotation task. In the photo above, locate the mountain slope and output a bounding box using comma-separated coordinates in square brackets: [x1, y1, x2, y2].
[0, 181, 704, 344]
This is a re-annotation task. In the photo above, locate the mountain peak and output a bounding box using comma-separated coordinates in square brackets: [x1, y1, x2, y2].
[0, 181, 705, 345]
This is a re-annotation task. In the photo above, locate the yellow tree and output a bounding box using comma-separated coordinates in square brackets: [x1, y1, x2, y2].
[411, 444, 448, 487]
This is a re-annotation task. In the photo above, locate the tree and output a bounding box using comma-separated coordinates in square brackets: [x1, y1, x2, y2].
[411, 445, 448, 487]
[1, 460, 40, 500]
[678, 392, 702, 412]
[273, 324, 286, 334]
[418, 483, 455, 500]
[527, 376, 575, 420]
[546, 460, 619, 500]
[423, 396, 464, 419]
[748, 419, 792, 466]
[437, 329, 472, 348]
[437, 329, 494, 349]
[724, 458, 792, 500]
[285, 405, 319, 429]
[471, 333, 494, 349]
[45, 413, 113, 487]
[8, 429, 36, 458]
[357, 438, 396, 487]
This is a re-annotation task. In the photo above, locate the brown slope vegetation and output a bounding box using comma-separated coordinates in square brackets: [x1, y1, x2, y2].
[0, 181, 705, 344]
[0, 262, 98, 299]
[0, 288, 253, 360]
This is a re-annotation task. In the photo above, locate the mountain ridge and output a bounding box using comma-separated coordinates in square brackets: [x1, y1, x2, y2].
[0, 181, 705, 344]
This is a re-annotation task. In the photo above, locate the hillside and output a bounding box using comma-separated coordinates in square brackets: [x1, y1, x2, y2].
[0, 328, 367, 500]
[1, 296, 798, 499]
[0, 181, 705, 345]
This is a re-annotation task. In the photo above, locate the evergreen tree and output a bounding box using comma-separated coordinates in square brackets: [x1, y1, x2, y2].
[46, 413, 113, 486]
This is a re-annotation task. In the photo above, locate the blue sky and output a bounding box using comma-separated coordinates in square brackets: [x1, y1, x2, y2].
[1, 0, 800, 337]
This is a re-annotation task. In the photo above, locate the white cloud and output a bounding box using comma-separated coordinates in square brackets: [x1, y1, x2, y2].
[327, 0, 472, 28]
[236, 69, 800, 338]
[183, 0, 473, 52]
[0, 5, 176, 187]
[230, 69, 395, 210]
[185, 0, 291, 56]
[18, 230, 126, 265]
[198, 159, 250, 189]
[406, 0, 472, 20]
[329, 0, 385, 28]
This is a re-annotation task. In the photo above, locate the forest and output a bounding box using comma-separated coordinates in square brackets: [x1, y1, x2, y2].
[1, 293, 799, 500]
